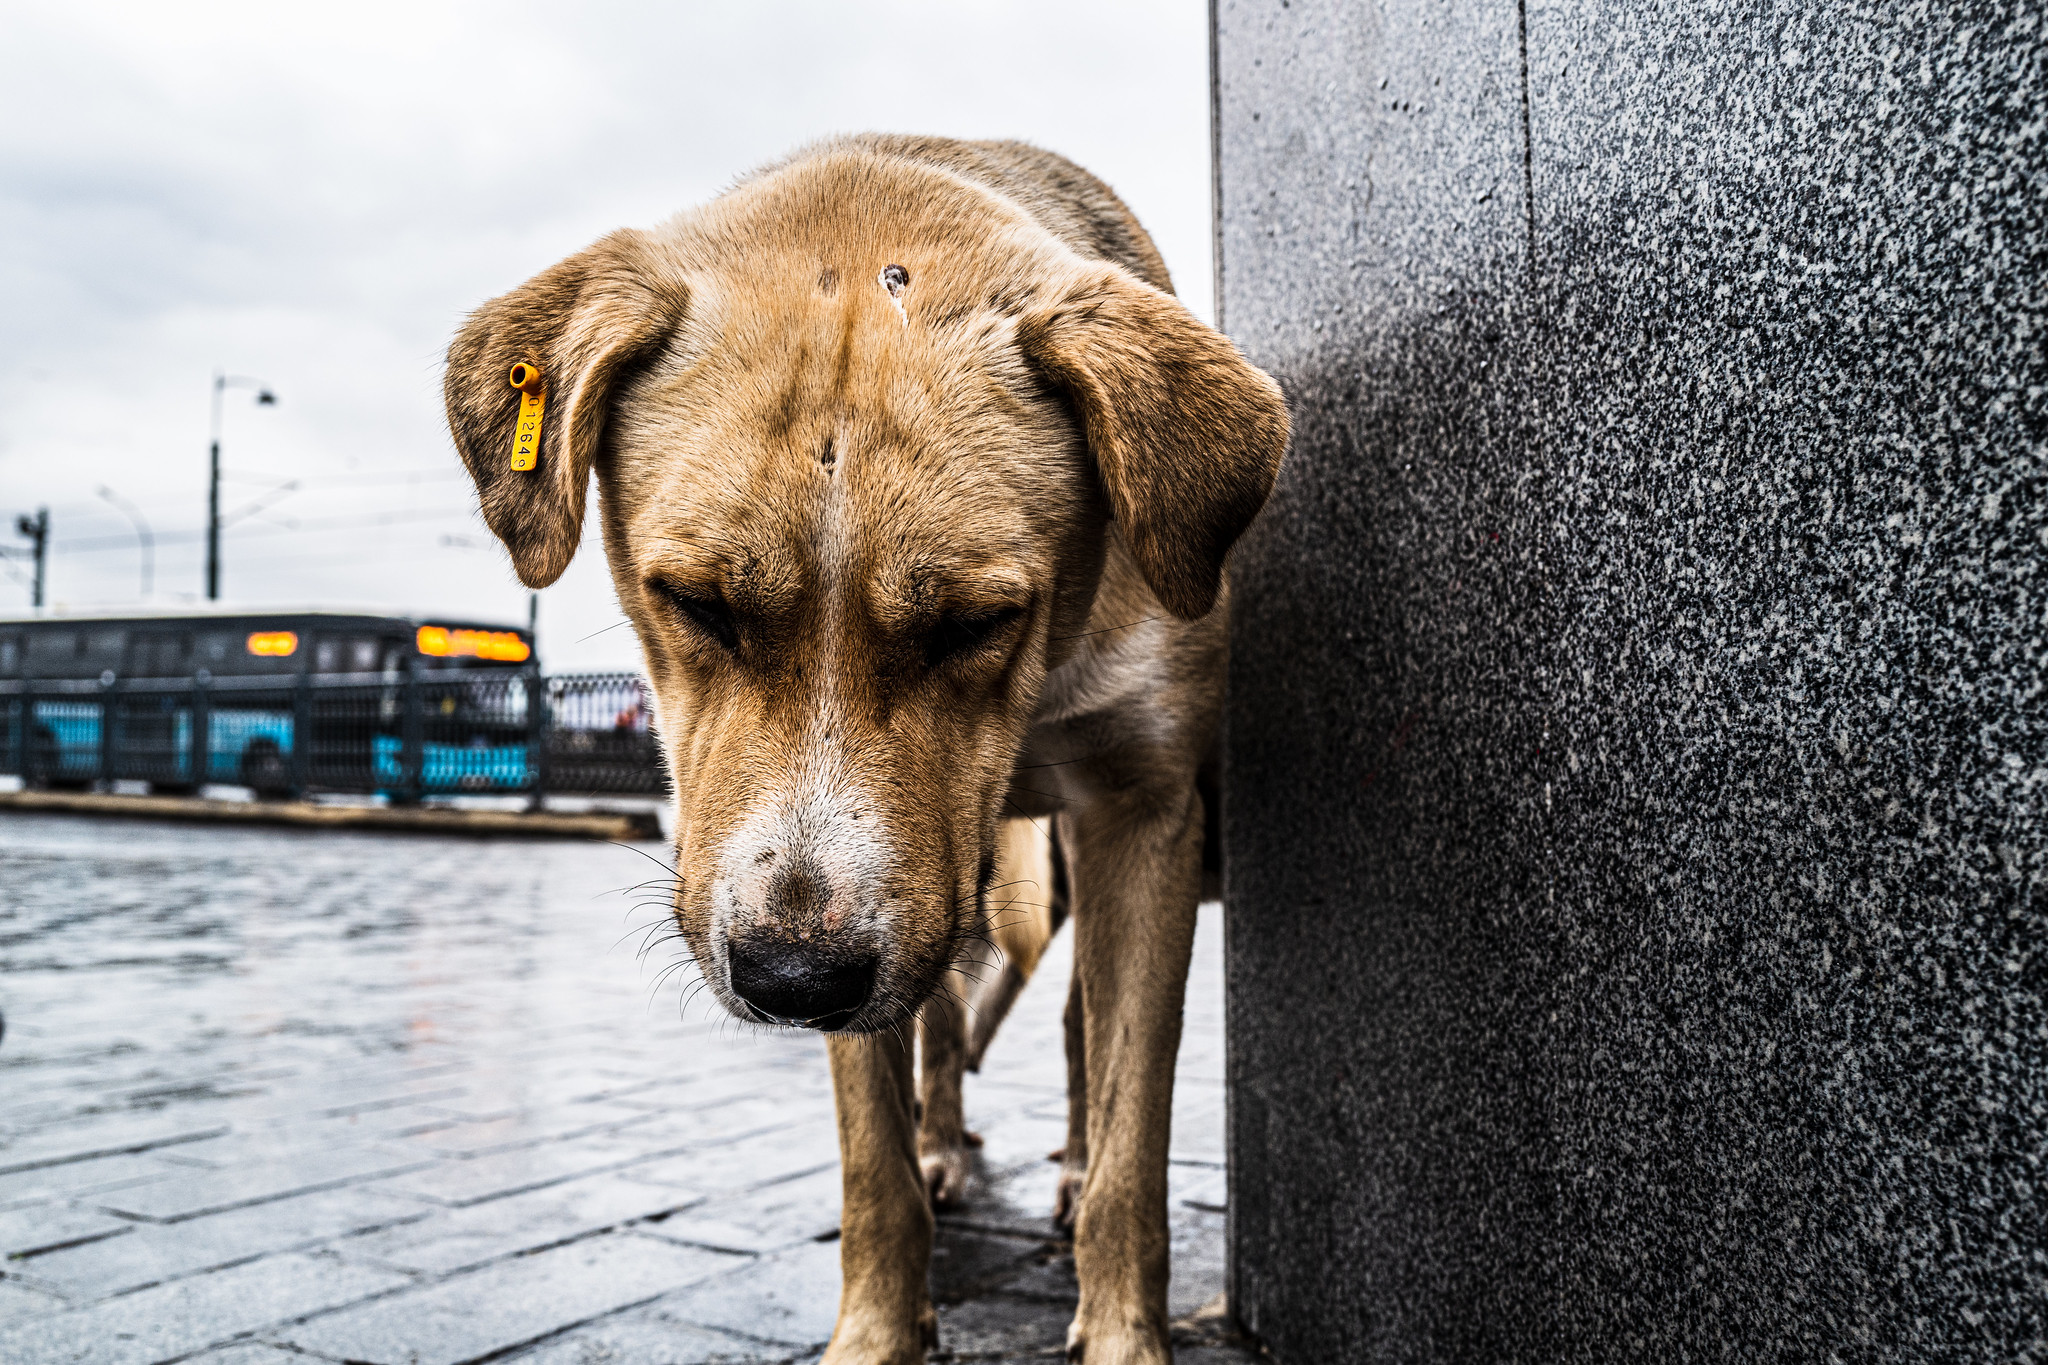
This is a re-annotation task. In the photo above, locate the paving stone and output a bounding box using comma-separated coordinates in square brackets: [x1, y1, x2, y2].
[422, 1073, 700, 1121]
[277, 1231, 740, 1365]
[232, 1079, 476, 1126]
[1167, 1091, 1224, 1167]
[376, 1134, 667, 1208]
[1, 819, 1234, 1363]
[940, 1156, 1062, 1242]
[0, 1251, 407, 1365]
[1170, 1347, 1263, 1365]
[986, 1244, 1079, 1306]
[929, 1229, 1043, 1305]
[509, 1310, 790, 1364]
[91, 1144, 435, 1221]
[23, 1184, 431, 1298]
[156, 1117, 459, 1168]
[620, 1135, 839, 1203]
[0, 1277, 69, 1326]
[183, 1345, 321, 1364]
[1166, 1206, 1227, 1322]
[933, 1295, 1070, 1359]
[0, 1204, 135, 1258]
[338, 1173, 706, 1276]
[1168, 1163, 1227, 1214]
[0, 1153, 187, 1211]
[609, 1097, 831, 1153]
[966, 1112, 1067, 1165]
[389, 1103, 662, 1159]
[0, 1117, 230, 1177]
[656, 1238, 841, 1347]
[600, 1063, 830, 1118]
[636, 1166, 840, 1255]
[106, 1064, 305, 1112]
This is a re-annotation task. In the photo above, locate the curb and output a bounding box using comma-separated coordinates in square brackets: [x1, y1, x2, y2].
[0, 789, 662, 841]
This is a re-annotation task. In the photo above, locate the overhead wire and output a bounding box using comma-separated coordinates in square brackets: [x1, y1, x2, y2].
[53, 506, 471, 553]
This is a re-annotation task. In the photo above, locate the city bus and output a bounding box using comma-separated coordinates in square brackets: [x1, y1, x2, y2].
[0, 611, 538, 798]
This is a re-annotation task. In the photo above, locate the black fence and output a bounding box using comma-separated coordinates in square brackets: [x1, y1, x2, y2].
[0, 669, 664, 801]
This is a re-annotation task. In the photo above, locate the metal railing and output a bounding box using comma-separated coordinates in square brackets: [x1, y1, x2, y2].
[0, 669, 665, 801]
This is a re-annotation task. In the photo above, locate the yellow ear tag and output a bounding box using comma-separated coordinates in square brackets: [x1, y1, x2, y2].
[508, 363, 545, 472]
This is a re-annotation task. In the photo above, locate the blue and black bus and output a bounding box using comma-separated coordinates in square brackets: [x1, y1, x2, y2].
[0, 611, 539, 798]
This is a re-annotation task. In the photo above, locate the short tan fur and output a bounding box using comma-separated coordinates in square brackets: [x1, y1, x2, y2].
[446, 135, 1287, 1364]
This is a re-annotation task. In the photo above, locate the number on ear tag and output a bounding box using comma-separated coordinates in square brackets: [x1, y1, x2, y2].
[508, 363, 545, 472]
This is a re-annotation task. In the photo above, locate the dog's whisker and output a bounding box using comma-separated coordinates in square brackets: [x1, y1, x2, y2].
[606, 838, 679, 868]
[1011, 754, 1100, 771]
[1048, 614, 1167, 642]
[600, 873, 685, 897]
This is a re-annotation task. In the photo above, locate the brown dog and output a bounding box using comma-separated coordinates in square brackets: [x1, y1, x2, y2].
[444, 135, 1287, 1364]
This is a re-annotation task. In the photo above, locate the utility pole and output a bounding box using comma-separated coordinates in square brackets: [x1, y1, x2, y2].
[208, 372, 277, 601]
[208, 426, 220, 601]
[13, 508, 48, 611]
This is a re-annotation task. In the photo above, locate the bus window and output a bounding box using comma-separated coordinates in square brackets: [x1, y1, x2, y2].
[0, 635, 18, 675]
[85, 629, 127, 670]
[197, 632, 236, 670]
[26, 630, 84, 673]
[128, 633, 191, 677]
[315, 635, 383, 675]
[23, 628, 124, 680]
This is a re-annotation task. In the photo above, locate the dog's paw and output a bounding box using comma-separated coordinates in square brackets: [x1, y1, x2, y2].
[822, 1301, 937, 1365]
[1053, 1158, 1087, 1231]
[1065, 1315, 1171, 1365]
[921, 1146, 972, 1210]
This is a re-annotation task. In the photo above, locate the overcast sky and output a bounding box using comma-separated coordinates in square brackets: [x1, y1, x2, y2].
[0, 1, 1211, 669]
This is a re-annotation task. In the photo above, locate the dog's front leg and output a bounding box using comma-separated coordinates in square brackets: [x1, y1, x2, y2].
[1063, 790, 1202, 1364]
[824, 1032, 937, 1364]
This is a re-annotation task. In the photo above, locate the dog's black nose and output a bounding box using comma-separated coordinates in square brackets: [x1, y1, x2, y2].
[726, 939, 876, 1029]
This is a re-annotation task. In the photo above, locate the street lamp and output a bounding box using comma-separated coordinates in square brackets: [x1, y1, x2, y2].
[96, 485, 154, 601]
[6, 509, 48, 611]
[208, 372, 276, 602]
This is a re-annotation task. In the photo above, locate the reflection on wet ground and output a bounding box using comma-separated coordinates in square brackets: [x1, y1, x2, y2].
[0, 813, 1249, 1363]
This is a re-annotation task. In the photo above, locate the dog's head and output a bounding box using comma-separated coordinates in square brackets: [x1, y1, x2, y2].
[446, 153, 1285, 1033]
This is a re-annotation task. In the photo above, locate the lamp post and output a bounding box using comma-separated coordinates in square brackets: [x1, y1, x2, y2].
[10, 509, 48, 611]
[208, 372, 276, 601]
[96, 486, 154, 601]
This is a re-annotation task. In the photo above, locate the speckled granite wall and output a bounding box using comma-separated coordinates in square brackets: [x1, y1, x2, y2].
[1214, 2, 2046, 1360]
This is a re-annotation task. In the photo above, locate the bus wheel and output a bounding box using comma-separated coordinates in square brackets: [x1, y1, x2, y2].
[240, 738, 292, 800]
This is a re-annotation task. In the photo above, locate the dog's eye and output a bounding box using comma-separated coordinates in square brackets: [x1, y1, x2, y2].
[653, 582, 739, 652]
[927, 607, 1023, 670]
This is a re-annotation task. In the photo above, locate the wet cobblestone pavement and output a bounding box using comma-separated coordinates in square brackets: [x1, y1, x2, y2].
[0, 813, 1253, 1364]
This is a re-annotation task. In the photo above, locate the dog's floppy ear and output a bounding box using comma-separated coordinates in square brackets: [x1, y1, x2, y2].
[1017, 265, 1288, 620]
[444, 229, 686, 588]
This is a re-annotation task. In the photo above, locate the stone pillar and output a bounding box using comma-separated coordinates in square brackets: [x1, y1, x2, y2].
[1214, 2, 2045, 1359]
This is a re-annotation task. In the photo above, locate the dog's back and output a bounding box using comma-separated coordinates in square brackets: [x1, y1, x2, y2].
[754, 135, 1175, 295]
